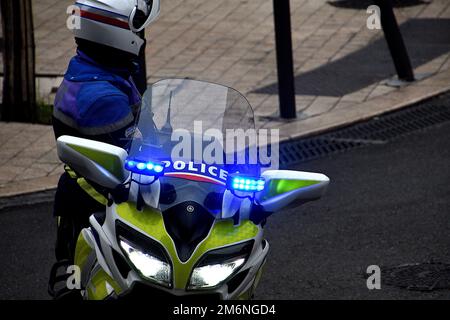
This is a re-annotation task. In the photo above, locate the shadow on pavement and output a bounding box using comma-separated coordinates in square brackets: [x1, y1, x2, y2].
[255, 19, 450, 97]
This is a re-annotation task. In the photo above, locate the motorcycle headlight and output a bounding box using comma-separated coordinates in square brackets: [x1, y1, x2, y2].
[188, 257, 246, 289]
[119, 239, 171, 287]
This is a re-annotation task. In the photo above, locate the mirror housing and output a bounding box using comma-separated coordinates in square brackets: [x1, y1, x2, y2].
[255, 170, 329, 212]
[56, 135, 130, 189]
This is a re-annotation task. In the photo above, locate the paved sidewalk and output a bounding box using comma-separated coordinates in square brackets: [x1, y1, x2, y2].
[0, 123, 63, 197]
[1, 0, 450, 197]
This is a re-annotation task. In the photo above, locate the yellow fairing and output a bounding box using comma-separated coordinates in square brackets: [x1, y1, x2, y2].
[116, 202, 259, 289]
[75, 232, 122, 300]
[87, 268, 122, 300]
[74, 232, 93, 271]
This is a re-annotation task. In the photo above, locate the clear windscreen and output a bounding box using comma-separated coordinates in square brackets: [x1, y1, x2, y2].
[128, 79, 259, 213]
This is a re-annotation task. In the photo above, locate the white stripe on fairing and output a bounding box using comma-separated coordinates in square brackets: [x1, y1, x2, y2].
[75, 2, 129, 19]
[164, 172, 226, 186]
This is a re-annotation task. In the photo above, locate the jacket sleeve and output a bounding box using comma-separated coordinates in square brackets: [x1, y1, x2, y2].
[83, 94, 136, 149]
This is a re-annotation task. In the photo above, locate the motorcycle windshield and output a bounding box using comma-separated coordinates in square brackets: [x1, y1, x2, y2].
[128, 79, 258, 214]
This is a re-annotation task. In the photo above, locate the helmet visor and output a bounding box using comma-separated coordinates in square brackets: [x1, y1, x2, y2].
[129, 0, 160, 32]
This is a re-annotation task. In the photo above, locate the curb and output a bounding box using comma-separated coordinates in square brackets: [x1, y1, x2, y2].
[0, 189, 56, 211]
[277, 69, 450, 141]
[0, 174, 61, 205]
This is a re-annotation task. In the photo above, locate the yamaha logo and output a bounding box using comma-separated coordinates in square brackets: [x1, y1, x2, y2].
[186, 205, 195, 213]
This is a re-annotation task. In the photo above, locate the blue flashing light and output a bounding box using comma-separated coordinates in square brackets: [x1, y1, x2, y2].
[125, 159, 165, 176]
[228, 175, 265, 192]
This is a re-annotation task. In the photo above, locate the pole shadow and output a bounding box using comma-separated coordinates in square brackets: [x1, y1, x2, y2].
[254, 19, 450, 97]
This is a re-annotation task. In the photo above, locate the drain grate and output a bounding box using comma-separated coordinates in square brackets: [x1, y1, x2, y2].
[279, 92, 450, 167]
[327, 0, 429, 10]
[381, 262, 450, 291]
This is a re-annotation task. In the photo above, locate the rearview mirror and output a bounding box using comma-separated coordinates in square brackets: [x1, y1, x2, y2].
[255, 170, 329, 212]
[56, 135, 130, 189]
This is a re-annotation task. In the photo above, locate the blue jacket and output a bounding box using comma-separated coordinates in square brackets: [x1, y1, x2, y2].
[53, 51, 141, 136]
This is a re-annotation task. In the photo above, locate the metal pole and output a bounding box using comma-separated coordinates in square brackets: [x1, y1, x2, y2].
[375, 0, 415, 82]
[273, 0, 296, 119]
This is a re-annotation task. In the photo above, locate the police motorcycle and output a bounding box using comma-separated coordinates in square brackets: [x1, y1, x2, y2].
[51, 79, 329, 300]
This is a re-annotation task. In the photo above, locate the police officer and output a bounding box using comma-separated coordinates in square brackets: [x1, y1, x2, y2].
[52, 0, 160, 262]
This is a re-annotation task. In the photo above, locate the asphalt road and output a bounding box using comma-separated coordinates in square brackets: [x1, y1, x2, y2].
[0, 120, 449, 300]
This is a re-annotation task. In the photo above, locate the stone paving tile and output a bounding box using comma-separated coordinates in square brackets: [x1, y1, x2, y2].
[10, 157, 36, 169]
[37, 147, 60, 164]
[339, 84, 379, 104]
[0, 165, 25, 183]
[15, 168, 49, 182]
[49, 164, 65, 176]
[300, 96, 339, 118]
[0, 148, 22, 160]
[366, 84, 397, 100]
[332, 100, 358, 111]
[415, 53, 450, 75]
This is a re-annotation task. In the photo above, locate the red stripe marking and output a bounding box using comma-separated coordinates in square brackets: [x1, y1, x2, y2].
[165, 173, 225, 185]
[80, 10, 129, 30]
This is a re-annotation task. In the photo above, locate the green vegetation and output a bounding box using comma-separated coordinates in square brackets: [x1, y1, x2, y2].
[36, 101, 53, 125]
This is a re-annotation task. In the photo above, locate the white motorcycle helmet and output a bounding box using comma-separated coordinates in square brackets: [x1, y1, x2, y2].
[73, 0, 160, 56]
